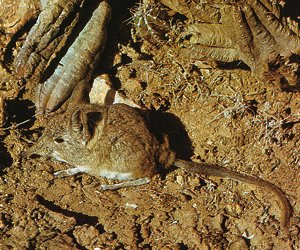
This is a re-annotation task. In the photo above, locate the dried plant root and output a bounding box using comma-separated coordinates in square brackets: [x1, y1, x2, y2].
[162, 0, 300, 86]
[14, 0, 84, 79]
[190, 45, 240, 63]
[35, 0, 111, 113]
[247, 0, 300, 54]
[185, 23, 233, 48]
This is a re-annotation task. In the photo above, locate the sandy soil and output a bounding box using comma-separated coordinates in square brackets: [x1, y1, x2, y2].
[0, 0, 300, 249]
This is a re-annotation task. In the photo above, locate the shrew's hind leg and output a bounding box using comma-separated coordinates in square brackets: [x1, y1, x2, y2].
[99, 178, 151, 191]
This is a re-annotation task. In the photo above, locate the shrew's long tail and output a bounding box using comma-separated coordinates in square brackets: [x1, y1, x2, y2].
[174, 159, 292, 229]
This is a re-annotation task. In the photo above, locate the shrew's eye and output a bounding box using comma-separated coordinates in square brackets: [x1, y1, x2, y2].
[54, 137, 64, 144]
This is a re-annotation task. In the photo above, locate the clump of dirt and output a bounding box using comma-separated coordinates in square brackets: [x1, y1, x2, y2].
[0, 0, 300, 249]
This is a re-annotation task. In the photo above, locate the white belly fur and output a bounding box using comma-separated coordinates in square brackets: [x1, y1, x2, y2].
[99, 169, 133, 180]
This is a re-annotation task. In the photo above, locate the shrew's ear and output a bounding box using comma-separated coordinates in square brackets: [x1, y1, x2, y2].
[71, 109, 84, 134]
[71, 109, 102, 144]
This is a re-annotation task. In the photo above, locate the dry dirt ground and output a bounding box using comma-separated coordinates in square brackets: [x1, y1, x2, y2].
[0, 0, 300, 249]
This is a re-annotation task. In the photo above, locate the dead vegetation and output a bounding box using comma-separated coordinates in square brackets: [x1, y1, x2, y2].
[0, 0, 300, 249]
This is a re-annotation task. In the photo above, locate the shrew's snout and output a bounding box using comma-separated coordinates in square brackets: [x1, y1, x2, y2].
[21, 137, 51, 159]
[21, 147, 42, 159]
